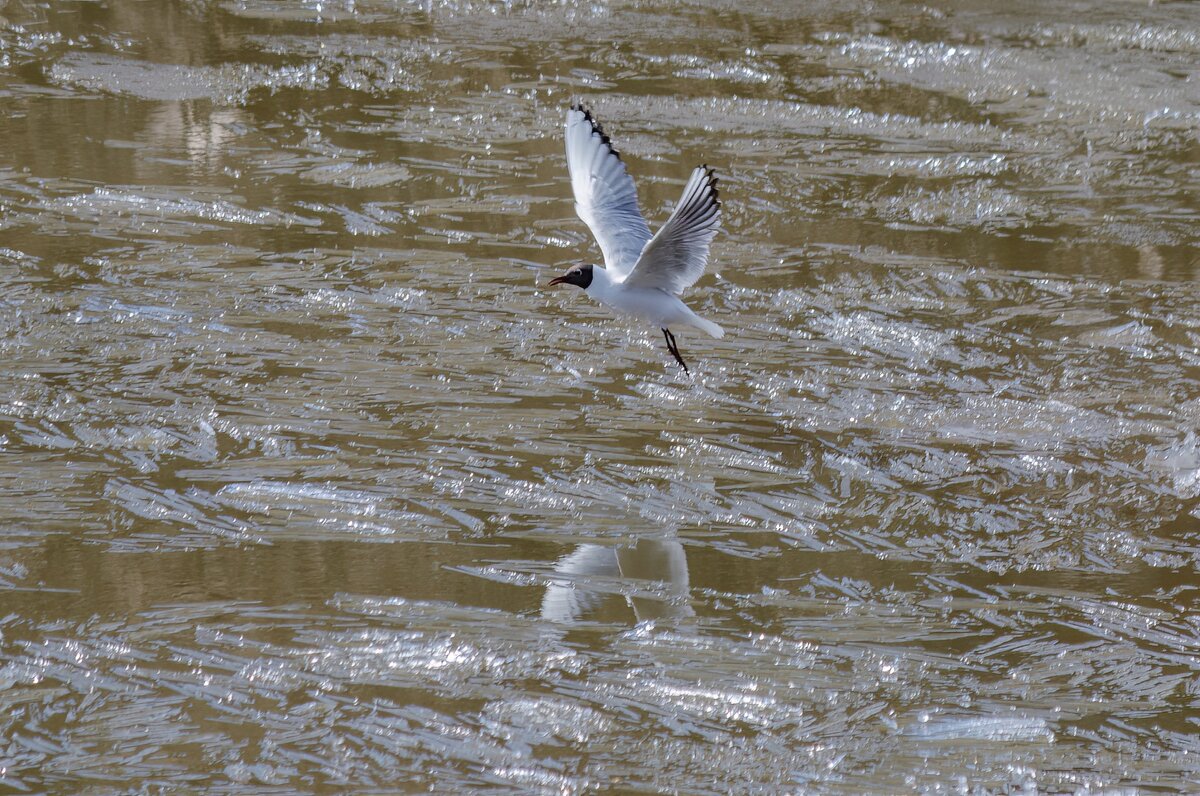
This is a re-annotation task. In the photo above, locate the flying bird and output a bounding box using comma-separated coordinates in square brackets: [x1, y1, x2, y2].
[549, 104, 723, 374]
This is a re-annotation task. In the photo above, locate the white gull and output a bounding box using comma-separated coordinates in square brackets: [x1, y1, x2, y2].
[549, 104, 724, 374]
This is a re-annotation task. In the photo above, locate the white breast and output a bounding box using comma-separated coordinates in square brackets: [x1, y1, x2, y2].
[585, 266, 689, 328]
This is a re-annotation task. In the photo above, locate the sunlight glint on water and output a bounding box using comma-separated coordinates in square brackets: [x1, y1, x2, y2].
[2, 0, 1200, 791]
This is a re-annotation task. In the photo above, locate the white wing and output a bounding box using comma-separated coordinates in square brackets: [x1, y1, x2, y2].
[565, 104, 652, 280]
[623, 166, 720, 294]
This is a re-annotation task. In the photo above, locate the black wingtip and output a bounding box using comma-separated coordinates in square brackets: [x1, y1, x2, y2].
[700, 163, 721, 209]
[570, 102, 622, 162]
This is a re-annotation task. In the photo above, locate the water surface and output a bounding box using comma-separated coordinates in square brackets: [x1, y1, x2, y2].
[2, 0, 1200, 791]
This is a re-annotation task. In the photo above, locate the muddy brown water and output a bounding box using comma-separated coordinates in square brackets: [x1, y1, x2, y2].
[2, 0, 1200, 791]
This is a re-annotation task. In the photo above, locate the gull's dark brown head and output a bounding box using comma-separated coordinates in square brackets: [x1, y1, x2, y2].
[548, 263, 593, 289]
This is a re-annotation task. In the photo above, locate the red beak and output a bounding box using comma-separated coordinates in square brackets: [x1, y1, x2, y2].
[548, 275, 568, 287]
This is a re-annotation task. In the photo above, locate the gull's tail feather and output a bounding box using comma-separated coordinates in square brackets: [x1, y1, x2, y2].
[691, 315, 725, 339]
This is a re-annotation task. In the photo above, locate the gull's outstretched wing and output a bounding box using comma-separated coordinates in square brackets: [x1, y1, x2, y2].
[565, 104, 652, 280]
[622, 166, 720, 294]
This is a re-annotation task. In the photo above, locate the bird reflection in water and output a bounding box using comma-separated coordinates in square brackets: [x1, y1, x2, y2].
[541, 537, 694, 623]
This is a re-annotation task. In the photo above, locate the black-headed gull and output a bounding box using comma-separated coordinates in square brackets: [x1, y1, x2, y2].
[549, 104, 723, 374]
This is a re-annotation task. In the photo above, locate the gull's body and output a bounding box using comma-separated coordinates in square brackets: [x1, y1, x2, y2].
[582, 265, 723, 338]
[549, 104, 723, 373]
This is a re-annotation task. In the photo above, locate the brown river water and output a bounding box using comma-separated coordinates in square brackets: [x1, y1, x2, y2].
[2, 0, 1200, 792]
